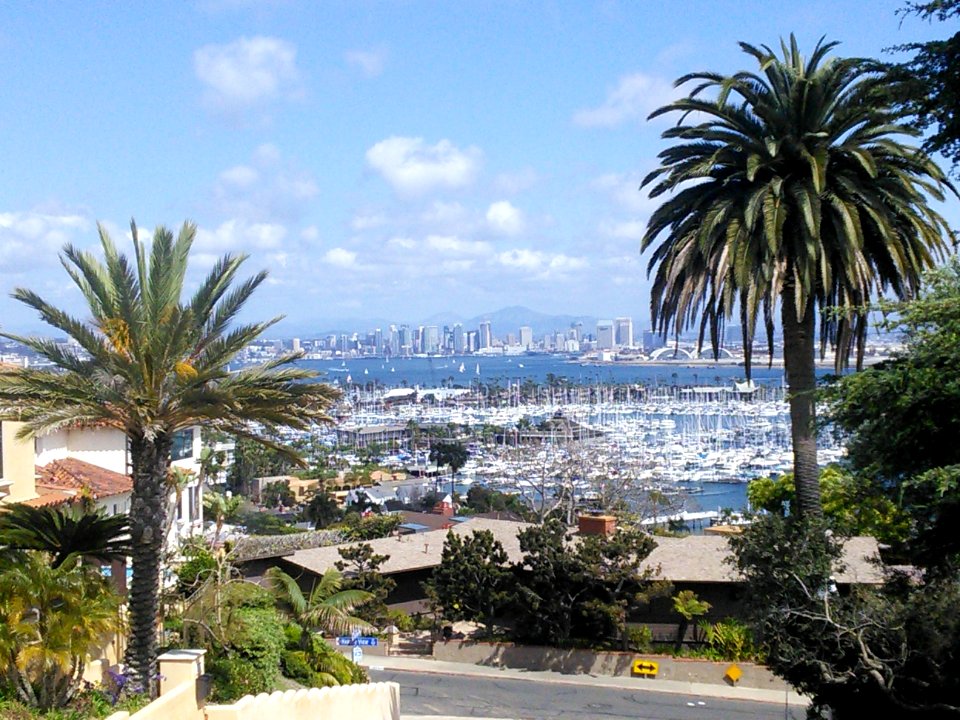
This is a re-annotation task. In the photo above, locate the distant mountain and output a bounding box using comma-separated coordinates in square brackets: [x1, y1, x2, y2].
[283, 305, 600, 338]
[463, 305, 599, 337]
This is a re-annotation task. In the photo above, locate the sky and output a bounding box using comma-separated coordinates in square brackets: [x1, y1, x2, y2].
[0, 0, 956, 336]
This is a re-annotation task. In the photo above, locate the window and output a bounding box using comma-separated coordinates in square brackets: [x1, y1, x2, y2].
[170, 429, 195, 461]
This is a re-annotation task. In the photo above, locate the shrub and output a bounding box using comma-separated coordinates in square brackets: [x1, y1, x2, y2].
[384, 609, 414, 633]
[208, 656, 274, 702]
[700, 618, 760, 662]
[281, 650, 319, 686]
[627, 625, 654, 653]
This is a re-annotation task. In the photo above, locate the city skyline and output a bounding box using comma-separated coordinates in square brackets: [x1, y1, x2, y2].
[2, 1, 957, 336]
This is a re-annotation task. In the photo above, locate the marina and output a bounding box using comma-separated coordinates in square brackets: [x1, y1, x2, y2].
[295, 357, 847, 522]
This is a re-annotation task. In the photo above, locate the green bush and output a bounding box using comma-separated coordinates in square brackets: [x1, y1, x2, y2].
[627, 624, 654, 652]
[207, 606, 286, 701]
[208, 656, 273, 702]
[384, 609, 414, 632]
[699, 618, 761, 662]
[281, 650, 319, 686]
[176, 547, 218, 595]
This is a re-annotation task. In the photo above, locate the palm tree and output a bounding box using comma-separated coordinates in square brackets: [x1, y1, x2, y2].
[0, 503, 130, 569]
[203, 491, 243, 546]
[265, 566, 373, 644]
[642, 37, 954, 516]
[0, 553, 120, 710]
[0, 221, 341, 692]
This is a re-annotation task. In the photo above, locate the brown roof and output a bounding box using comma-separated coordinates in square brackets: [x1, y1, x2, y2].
[22, 489, 77, 507]
[36, 458, 132, 500]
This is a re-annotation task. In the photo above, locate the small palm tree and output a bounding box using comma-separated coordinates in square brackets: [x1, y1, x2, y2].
[0, 553, 120, 710]
[0, 503, 130, 569]
[265, 566, 373, 644]
[0, 221, 341, 692]
[203, 492, 243, 546]
[642, 37, 954, 516]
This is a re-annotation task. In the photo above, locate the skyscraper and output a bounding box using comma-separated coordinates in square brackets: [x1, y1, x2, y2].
[519, 325, 533, 349]
[453, 323, 465, 354]
[614, 317, 633, 349]
[596, 321, 615, 350]
[479, 320, 492, 349]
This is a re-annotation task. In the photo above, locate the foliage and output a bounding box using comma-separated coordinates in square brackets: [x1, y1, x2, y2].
[261, 480, 295, 509]
[0, 221, 342, 691]
[337, 513, 401, 541]
[302, 491, 342, 529]
[511, 520, 664, 647]
[732, 515, 960, 717]
[429, 440, 470, 476]
[427, 530, 512, 635]
[265, 567, 373, 641]
[747, 467, 910, 545]
[671, 590, 711, 649]
[334, 543, 396, 626]
[175, 546, 219, 596]
[642, 36, 954, 518]
[237, 510, 301, 536]
[203, 492, 243, 545]
[0, 553, 121, 711]
[888, 0, 960, 172]
[825, 259, 960, 567]
[0, 504, 130, 570]
[228, 438, 296, 496]
[698, 618, 760, 662]
[463, 485, 529, 517]
[626, 625, 653, 653]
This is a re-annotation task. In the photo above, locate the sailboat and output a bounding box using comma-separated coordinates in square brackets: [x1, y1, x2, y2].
[475, 363, 481, 375]
[459, 362, 465, 373]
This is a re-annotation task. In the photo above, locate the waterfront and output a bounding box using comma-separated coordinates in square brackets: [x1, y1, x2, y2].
[302, 353, 803, 389]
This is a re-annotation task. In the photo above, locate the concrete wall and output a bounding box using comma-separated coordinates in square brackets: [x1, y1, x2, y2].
[35, 427, 128, 474]
[433, 640, 788, 692]
[204, 682, 400, 720]
[1, 420, 37, 503]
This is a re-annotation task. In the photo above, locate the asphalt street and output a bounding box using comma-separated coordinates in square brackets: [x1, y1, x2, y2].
[370, 668, 807, 720]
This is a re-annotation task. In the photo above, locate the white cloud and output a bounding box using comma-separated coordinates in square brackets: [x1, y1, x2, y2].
[592, 172, 655, 214]
[345, 48, 386, 78]
[425, 235, 491, 256]
[194, 36, 301, 111]
[495, 249, 587, 277]
[486, 200, 525, 236]
[323, 247, 357, 268]
[0, 211, 90, 273]
[351, 213, 387, 231]
[194, 219, 288, 254]
[366, 136, 481, 196]
[387, 236, 416, 250]
[300, 225, 320, 241]
[211, 145, 319, 221]
[574, 72, 676, 127]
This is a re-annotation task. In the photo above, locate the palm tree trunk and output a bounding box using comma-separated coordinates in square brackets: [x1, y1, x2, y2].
[125, 434, 172, 697]
[781, 288, 822, 518]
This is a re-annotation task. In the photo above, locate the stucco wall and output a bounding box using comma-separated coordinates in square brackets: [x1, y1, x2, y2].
[107, 678, 205, 720]
[204, 682, 401, 720]
[433, 640, 788, 691]
[35, 427, 127, 474]
[1, 420, 37, 503]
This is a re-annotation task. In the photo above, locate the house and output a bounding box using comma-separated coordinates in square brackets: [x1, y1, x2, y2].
[1, 419, 204, 548]
[267, 515, 885, 619]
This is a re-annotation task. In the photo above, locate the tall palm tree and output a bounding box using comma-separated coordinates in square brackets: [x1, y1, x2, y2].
[265, 566, 373, 644]
[0, 221, 341, 692]
[0, 503, 130, 569]
[642, 36, 954, 517]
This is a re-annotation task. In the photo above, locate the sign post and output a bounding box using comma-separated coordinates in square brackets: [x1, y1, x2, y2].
[352, 645, 363, 664]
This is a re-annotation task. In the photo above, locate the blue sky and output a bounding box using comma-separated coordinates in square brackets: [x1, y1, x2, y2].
[0, 0, 956, 336]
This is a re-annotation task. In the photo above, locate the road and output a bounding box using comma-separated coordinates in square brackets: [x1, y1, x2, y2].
[369, 668, 806, 720]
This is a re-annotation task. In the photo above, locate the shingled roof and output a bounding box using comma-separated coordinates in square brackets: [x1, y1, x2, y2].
[35, 458, 132, 500]
[283, 519, 884, 586]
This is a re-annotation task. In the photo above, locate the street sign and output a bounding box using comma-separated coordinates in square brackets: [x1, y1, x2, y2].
[352, 646, 363, 664]
[724, 663, 743, 684]
[337, 636, 379, 646]
[632, 659, 659, 677]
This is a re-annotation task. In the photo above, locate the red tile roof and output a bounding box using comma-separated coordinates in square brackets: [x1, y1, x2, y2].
[36, 458, 132, 500]
[22, 489, 76, 507]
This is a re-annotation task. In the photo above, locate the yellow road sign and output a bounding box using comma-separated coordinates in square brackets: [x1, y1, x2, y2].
[632, 659, 659, 677]
[724, 663, 743, 684]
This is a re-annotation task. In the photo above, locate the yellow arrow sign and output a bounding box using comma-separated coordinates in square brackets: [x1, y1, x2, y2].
[632, 659, 659, 677]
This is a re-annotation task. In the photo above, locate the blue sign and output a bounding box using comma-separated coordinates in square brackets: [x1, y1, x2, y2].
[337, 636, 378, 646]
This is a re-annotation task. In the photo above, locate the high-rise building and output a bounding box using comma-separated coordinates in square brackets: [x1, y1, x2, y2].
[399, 325, 412, 356]
[614, 317, 633, 349]
[479, 320, 492, 349]
[424, 325, 440, 354]
[466, 330, 478, 352]
[596, 321, 615, 350]
[519, 326, 533, 349]
[291, 337, 301, 353]
[453, 323, 465, 354]
[388, 325, 399, 356]
[643, 330, 665, 353]
[374, 328, 383, 356]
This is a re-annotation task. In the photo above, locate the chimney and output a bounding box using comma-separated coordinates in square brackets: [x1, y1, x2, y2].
[578, 514, 616, 537]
